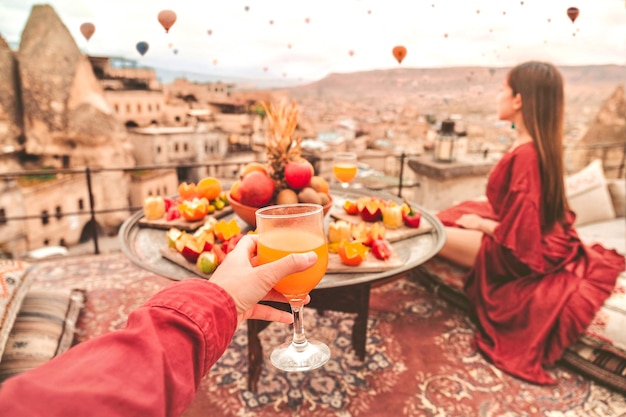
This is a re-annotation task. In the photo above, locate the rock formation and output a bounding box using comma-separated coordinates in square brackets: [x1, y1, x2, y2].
[15, 4, 136, 230]
[567, 85, 626, 177]
[0, 35, 24, 172]
[17, 4, 134, 169]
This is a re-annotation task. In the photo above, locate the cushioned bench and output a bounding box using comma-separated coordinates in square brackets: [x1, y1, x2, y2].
[411, 161, 626, 394]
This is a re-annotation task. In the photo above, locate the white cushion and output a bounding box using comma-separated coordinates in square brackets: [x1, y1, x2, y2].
[608, 178, 625, 218]
[565, 159, 616, 227]
[576, 218, 626, 255]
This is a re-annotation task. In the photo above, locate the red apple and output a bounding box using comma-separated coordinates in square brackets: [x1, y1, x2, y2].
[239, 171, 275, 207]
[284, 160, 314, 190]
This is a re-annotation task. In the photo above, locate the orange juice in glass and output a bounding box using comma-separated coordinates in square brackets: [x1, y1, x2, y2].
[257, 229, 328, 300]
[333, 152, 358, 188]
[256, 203, 330, 372]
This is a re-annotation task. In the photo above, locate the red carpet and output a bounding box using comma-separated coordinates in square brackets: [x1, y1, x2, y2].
[32, 253, 626, 416]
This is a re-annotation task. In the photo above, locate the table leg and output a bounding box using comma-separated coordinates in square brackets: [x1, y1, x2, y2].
[247, 319, 268, 393]
[308, 284, 371, 361]
[351, 285, 370, 361]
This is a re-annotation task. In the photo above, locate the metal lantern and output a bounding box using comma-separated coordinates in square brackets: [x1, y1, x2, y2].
[434, 119, 458, 162]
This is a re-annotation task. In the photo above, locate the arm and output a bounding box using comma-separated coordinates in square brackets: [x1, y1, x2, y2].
[0, 279, 237, 417]
[0, 235, 317, 417]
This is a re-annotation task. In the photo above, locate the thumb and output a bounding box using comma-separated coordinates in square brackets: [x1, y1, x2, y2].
[256, 251, 318, 287]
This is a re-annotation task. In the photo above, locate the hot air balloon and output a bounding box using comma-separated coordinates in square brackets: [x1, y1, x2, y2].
[136, 41, 149, 56]
[80, 22, 95, 41]
[305, 17, 310, 23]
[207, 29, 212, 35]
[263, 67, 268, 72]
[287, 44, 292, 49]
[244, 6, 249, 11]
[213, 59, 218, 65]
[168, 42, 173, 48]
[349, 50, 354, 56]
[269, 19, 274, 25]
[444, 33, 448, 38]
[392, 45, 407, 64]
[173, 49, 178, 55]
[567, 7, 579, 23]
[158, 9, 177, 33]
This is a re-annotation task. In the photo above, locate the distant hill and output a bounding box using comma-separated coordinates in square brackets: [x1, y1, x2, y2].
[279, 65, 625, 101]
[154, 67, 310, 90]
[273, 65, 626, 133]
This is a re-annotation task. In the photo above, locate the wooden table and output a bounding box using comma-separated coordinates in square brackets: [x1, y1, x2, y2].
[118, 186, 445, 391]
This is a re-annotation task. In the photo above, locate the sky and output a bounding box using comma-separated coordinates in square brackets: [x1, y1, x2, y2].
[0, 0, 625, 82]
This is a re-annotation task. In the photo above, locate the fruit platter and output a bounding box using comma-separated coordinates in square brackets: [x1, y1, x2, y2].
[139, 177, 233, 231]
[330, 196, 433, 243]
[119, 186, 445, 284]
[160, 209, 408, 277]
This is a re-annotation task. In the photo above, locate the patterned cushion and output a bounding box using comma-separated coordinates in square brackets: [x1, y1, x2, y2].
[413, 256, 626, 394]
[0, 260, 35, 362]
[0, 288, 85, 382]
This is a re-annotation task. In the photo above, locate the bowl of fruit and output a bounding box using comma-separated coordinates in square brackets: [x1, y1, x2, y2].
[227, 160, 333, 228]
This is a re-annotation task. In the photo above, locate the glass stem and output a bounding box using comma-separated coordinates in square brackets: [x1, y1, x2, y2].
[290, 300, 307, 348]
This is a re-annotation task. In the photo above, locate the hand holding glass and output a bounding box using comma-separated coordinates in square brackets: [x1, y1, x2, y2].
[333, 152, 358, 188]
[255, 203, 330, 372]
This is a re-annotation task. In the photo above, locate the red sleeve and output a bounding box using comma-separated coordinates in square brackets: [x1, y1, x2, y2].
[0, 278, 237, 417]
[492, 159, 545, 273]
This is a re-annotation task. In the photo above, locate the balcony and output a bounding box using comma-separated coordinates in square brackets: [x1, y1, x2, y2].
[1, 140, 622, 261]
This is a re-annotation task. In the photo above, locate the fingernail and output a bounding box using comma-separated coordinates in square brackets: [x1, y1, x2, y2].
[301, 252, 317, 263]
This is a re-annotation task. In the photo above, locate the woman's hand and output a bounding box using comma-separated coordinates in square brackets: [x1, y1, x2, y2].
[455, 214, 499, 236]
[209, 234, 316, 325]
[455, 214, 484, 231]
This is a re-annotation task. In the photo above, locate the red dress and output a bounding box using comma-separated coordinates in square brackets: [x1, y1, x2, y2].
[437, 142, 625, 384]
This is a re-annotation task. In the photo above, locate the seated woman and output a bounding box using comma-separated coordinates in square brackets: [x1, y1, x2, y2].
[436, 61, 625, 385]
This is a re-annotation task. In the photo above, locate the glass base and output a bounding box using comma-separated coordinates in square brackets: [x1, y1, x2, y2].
[270, 338, 330, 372]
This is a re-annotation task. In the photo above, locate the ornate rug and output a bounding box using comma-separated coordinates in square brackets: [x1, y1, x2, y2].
[31, 254, 626, 416]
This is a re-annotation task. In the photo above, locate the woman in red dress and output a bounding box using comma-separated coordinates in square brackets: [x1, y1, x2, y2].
[436, 61, 625, 384]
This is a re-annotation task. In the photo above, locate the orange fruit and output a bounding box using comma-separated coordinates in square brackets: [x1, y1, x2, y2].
[240, 162, 267, 179]
[337, 240, 368, 266]
[309, 176, 329, 194]
[197, 177, 222, 201]
[178, 182, 197, 200]
[230, 180, 242, 202]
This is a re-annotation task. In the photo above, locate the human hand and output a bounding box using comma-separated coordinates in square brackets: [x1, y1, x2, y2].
[455, 214, 484, 231]
[209, 234, 316, 325]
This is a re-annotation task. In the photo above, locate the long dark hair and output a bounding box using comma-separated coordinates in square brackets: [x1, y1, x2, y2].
[507, 61, 568, 229]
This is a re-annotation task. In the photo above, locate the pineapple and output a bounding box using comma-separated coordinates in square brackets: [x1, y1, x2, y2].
[262, 100, 303, 192]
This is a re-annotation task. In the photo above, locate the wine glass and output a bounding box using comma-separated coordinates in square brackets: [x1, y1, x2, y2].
[255, 203, 330, 372]
[333, 152, 358, 188]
